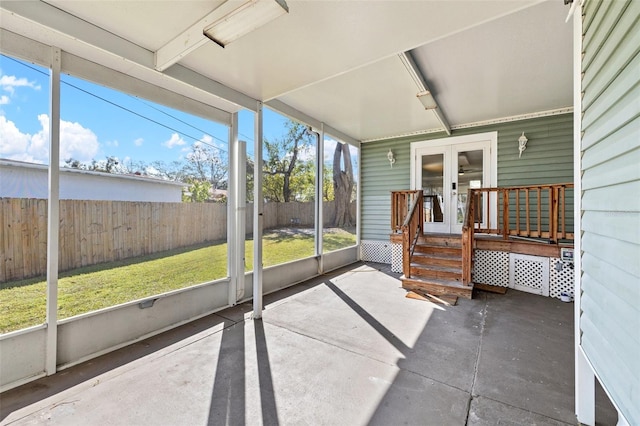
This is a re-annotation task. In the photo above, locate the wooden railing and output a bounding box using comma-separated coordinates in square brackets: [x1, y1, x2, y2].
[465, 183, 574, 241]
[393, 183, 573, 285]
[461, 193, 474, 285]
[391, 190, 422, 232]
[391, 190, 423, 278]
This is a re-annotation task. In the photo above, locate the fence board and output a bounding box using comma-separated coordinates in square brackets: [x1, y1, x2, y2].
[0, 198, 355, 282]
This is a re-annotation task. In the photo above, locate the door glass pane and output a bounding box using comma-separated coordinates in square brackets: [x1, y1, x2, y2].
[457, 149, 483, 225]
[421, 154, 444, 223]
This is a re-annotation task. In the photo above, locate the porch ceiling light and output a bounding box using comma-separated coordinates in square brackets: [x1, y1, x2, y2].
[417, 91, 438, 110]
[203, 0, 289, 48]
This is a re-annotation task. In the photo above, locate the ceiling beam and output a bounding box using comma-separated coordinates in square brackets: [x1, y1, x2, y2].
[154, 2, 242, 72]
[0, 1, 258, 112]
[266, 99, 360, 147]
[398, 52, 451, 135]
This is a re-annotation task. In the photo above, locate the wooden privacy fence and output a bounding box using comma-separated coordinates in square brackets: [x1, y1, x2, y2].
[0, 198, 355, 282]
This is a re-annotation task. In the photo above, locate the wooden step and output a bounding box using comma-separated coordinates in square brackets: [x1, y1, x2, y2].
[410, 264, 462, 281]
[414, 244, 462, 257]
[402, 276, 473, 299]
[412, 252, 462, 268]
[418, 233, 462, 248]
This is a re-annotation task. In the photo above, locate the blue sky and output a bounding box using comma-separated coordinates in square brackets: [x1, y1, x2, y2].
[0, 54, 354, 174]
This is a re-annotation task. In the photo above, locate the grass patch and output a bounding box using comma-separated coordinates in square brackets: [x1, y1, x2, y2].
[0, 228, 356, 334]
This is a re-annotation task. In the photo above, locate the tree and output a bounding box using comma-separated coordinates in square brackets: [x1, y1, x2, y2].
[333, 142, 354, 227]
[263, 120, 315, 202]
[185, 142, 228, 189]
[63, 156, 126, 174]
[182, 178, 211, 203]
[322, 164, 334, 201]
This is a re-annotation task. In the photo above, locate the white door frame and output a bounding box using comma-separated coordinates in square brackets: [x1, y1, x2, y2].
[410, 132, 498, 234]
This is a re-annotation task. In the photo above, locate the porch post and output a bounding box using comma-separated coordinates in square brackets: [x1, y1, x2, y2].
[45, 47, 61, 375]
[253, 102, 264, 318]
[315, 124, 324, 273]
[228, 113, 238, 306]
[228, 112, 246, 305]
[572, 1, 595, 424]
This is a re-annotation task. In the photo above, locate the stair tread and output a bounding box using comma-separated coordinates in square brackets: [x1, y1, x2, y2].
[410, 264, 462, 273]
[413, 252, 462, 260]
[415, 243, 462, 249]
[402, 277, 469, 288]
[416, 242, 462, 248]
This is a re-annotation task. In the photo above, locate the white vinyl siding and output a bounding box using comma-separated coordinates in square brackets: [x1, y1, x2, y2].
[580, 0, 640, 423]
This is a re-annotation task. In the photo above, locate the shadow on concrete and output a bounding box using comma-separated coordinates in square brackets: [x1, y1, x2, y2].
[0, 313, 233, 421]
[205, 318, 279, 425]
[324, 280, 410, 354]
[254, 319, 278, 426]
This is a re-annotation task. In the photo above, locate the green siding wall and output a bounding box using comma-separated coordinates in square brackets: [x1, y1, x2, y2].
[361, 113, 573, 241]
[580, 0, 640, 423]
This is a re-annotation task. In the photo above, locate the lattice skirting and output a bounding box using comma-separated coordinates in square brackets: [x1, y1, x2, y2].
[549, 257, 574, 299]
[473, 250, 509, 287]
[391, 243, 403, 273]
[474, 250, 574, 300]
[509, 253, 550, 296]
[360, 240, 392, 264]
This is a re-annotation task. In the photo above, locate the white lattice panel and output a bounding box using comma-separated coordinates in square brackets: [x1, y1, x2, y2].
[360, 240, 391, 264]
[550, 258, 574, 299]
[509, 254, 549, 296]
[473, 250, 509, 287]
[391, 243, 403, 273]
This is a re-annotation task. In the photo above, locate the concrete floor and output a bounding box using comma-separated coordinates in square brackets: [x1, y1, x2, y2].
[0, 262, 618, 425]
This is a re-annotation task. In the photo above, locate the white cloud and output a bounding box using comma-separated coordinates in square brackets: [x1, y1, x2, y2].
[106, 140, 119, 147]
[163, 133, 186, 148]
[0, 114, 100, 164]
[0, 74, 41, 95]
[0, 95, 9, 105]
[133, 137, 144, 147]
[0, 115, 33, 161]
[324, 138, 338, 162]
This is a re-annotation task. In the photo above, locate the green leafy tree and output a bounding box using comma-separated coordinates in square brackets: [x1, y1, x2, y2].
[263, 120, 315, 202]
[183, 179, 212, 203]
[322, 164, 334, 201]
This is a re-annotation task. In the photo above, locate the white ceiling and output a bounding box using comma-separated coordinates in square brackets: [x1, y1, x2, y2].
[0, 0, 573, 142]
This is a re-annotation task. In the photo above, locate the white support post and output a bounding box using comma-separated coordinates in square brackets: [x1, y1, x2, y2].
[45, 47, 61, 375]
[228, 113, 238, 307]
[315, 124, 324, 273]
[356, 143, 362, 255]
[228, 113, 247, 304]
[573, 2, 595, 424]
[253, 102, 264, 318]
[236, 141, 246, 301]
[576, 349, 596, 425]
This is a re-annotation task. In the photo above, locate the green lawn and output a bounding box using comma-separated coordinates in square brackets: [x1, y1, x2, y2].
[0, 228, 356, 334]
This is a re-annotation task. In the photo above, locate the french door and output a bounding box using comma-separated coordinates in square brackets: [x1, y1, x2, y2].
[412, 135, 495, 234]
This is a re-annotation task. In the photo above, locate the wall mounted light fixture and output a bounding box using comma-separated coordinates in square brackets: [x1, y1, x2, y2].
[518, 132, 528, 158]
[387, 149, 395, 168]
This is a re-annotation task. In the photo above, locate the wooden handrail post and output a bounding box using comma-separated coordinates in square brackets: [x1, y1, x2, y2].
[550, 186, 559, 243]
[502, 189, 509, 239]
[560, 186, 566, 239]
[536, 187, 541, 237]
[515, 189, 520, 236]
